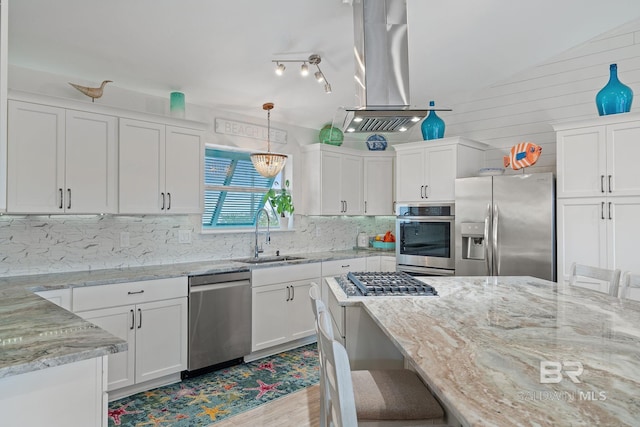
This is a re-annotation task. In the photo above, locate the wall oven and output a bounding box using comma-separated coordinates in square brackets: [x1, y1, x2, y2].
[396, 203, 455, 276]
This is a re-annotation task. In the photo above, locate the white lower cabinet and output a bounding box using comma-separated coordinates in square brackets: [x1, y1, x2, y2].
[251, 263, 321, 353]
[0, 356, 107, 427]
[73, 278, 188, 396]
[35, 288, 72, 311]
[380, 255, 397, 272]
[320, 257, 367, 303]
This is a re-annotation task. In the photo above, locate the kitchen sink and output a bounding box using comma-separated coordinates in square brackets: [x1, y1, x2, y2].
[235, 255, 305, 264]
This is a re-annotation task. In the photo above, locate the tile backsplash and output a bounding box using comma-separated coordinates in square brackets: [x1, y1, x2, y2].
[0, 214, 395, 277]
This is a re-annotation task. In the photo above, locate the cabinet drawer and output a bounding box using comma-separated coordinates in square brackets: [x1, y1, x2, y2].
[322, 257, 367, 277]
[252, 262, 322, 287]
[73, 277, 187, 312]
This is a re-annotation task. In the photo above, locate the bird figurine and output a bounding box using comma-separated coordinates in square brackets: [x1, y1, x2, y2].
[68, 80, 112, 102]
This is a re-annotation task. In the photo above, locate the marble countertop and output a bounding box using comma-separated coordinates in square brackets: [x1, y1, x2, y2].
[327, 275, 640, 426]
[0, 249, 382, 379]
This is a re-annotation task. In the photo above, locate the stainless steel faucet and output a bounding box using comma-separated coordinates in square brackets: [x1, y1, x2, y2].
[254, 208, 270, 258]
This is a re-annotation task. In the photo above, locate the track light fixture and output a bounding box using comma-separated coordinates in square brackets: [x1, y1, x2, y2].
[272, 54, 332, 94]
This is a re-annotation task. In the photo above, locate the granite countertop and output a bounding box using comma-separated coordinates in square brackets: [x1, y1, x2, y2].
[0, 249, 380, 379]
[327, 275, 640, 426]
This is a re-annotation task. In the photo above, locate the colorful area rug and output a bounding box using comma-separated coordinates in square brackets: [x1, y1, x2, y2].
[108, 343, 319, 426]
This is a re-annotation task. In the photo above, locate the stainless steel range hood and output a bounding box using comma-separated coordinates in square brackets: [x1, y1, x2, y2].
[340, 0, 446, 133]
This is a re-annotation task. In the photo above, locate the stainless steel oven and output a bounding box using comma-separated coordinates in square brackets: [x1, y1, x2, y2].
[396, 203, 455, 276]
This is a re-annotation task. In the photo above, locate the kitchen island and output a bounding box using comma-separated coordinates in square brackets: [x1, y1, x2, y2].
[326, 275, 640, 426]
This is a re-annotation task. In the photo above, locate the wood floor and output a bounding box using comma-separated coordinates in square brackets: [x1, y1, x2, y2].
[211, 384, 320, 427]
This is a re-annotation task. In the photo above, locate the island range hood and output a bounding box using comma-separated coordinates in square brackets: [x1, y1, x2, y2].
[340, 0, 448, 133]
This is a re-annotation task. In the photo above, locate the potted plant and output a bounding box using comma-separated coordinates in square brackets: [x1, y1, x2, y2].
[264, 180, 294, 229]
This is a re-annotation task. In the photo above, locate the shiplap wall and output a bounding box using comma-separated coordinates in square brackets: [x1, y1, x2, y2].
[442, 17, 640, 175]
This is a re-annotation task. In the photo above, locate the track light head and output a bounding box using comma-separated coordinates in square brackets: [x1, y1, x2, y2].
[324, 83, 332, 94]
[275, 63, 286, 76]
[300, 62, 309, 76]
[314, 71, 324, 83]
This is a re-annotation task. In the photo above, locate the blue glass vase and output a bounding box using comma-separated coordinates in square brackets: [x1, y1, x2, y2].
[595, 64, 633, 116]
[421, 100, 445, 140]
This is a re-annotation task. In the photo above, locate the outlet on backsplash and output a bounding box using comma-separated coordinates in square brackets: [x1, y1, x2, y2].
[178, 230, 192, 244]
[120, 232, 130, 248]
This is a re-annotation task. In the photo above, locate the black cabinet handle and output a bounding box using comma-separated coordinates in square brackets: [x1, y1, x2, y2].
[130, 309, 135, 330]
[161, 192, 165, 210]
[127, 290, 144, 295]
[601, 175, 605, 193]
[608, 175, 612, 193]
[67, 189, 71, 209]
[59, 188, 63, 209]
[138, 308, 142, 329]
[167, 192, 171, 210]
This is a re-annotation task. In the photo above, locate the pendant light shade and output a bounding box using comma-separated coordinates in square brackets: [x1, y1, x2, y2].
[251, 103, 287, 178]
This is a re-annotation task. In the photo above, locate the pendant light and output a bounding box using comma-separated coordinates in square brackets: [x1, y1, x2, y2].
[250, 102, 287, 178]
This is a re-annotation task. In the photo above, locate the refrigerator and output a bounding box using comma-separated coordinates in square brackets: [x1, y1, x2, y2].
[454, 172, 556, 281]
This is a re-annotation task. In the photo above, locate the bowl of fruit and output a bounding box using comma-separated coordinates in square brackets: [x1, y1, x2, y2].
[372, 231, 395, 249]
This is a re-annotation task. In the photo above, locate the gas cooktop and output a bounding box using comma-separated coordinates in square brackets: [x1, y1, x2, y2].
[340, 271, 438, 297]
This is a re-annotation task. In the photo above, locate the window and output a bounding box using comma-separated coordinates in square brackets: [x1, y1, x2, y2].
[202, 147, 280, 230]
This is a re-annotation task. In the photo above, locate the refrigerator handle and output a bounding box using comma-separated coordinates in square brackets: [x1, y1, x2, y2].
[484, 203, 492, 275]
[492, 203, 500, 275]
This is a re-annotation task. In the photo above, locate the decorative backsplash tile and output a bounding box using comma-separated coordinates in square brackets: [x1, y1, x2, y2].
[0, 214, 394, 277]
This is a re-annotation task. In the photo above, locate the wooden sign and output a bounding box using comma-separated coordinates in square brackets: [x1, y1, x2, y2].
[215, 118, 287, 144]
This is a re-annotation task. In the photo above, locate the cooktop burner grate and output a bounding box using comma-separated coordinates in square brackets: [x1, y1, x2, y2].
[346, 271, 438, 296]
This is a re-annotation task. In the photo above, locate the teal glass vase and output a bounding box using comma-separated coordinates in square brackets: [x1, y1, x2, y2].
[421, 100, 445, 140]
[595, 64, 633, 116]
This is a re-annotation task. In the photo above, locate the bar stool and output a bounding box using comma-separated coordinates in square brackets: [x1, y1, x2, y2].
[619, 271, 640, 300]
[310, 284, 446, 426]
[569, 263, 621, 297]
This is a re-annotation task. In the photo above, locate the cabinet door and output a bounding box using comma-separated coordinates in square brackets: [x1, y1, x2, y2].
[252, 284, 289, 351]
[395, 147, 425, 203]
[77, 305, 136, 391]
[65, 110, 118, 213]
[425, 145, 456, 201]
[556, 198, 607, 283]
[380, 256, 397, 272]
[320, 151, 343, 214]
[288, 281, 317, 341]
[608, 197, 640, 273]
[556, 126, 606, 198]
[165, 126, 204, 214]
[7, 101, 65, 213]
[341, 154, 363, 214]
[607, 123, 640, 196]
[364, 156, 393, 215]
[365, 256, 381, 272]
[135, 298, 188, 384]
[119, 119, 165, 214]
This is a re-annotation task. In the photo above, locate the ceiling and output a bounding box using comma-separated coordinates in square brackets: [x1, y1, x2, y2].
[8, 0, 640, 132]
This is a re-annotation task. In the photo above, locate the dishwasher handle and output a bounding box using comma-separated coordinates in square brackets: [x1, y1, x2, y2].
[189, 280, 250, 293]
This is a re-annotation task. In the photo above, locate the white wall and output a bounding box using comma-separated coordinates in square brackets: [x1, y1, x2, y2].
[405, 17, 640, 175]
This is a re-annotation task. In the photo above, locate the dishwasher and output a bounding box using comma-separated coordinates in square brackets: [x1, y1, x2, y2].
[186, 269, 251, 376]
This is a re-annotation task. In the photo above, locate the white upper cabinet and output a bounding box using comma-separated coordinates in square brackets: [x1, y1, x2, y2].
[394, 137, 486, 203]
[302, 144, 394, 216]
[7, 101, 117, 214]
[555, 114, 640, 198]
[119, 119, 204, 214]
[363, 155, 394, 215]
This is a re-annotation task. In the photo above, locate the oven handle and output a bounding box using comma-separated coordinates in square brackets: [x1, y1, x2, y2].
[396, 216, 455, 221]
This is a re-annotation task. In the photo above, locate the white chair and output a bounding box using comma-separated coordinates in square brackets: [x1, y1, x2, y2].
[309, 282, 331, 427]
[569, 263, 621, 297]
[619, 271, 640, 300]
[312, 291, 445, 426]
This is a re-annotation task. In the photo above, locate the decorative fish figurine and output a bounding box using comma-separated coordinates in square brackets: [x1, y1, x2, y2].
[503, 142, 542, 170]
[68, 80, 112, 102]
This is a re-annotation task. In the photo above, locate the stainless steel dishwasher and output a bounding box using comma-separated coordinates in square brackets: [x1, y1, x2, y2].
[187, 269, 251, 376]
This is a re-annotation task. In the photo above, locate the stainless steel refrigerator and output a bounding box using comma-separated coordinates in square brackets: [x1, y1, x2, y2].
[454, 173, 556, 281]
